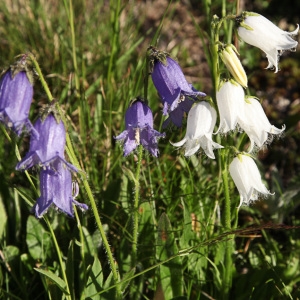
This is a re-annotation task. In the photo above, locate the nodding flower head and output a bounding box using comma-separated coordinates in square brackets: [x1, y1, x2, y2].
[16, 113, 77, 172]
[229, 153, 273, 207]
[215, 79, 245, 134]
[148, 46, 206, 128]
[237, 12, 299, 73]
[0, 62, 37, 137]
[171, 101, 223, 159]
[115, 97, 165, 157]
[33, 160, 88, 218]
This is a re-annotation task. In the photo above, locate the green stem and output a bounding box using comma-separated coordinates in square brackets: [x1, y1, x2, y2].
[44, 217, 72, 299]
[220, 149, 233, 299]
[221, 150, 231, 230]
[63, 0, 80, 92]
[107, 0, 121, 83]
[29, 54, 122, 299]
[211, 18, 220, 100]
[131, 145, 143, 268]
[74, 208, 86, 300]
[29, 54, 54, 101]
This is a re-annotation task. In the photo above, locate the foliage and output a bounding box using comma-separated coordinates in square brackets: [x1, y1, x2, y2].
[0, 0, 300, 299]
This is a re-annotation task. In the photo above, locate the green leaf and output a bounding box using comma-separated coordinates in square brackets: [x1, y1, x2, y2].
[0, 195, 7, 238]
[156, 213, 183, 299]
[120, 268, 136, 292]
[26, 216, 52, 261]
[84, 256, 103, 299]
[34, 268, 69, 295]
[66, 240, 75, 299]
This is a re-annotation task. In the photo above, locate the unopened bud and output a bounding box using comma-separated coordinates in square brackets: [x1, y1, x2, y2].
[220, 44, 248, 88]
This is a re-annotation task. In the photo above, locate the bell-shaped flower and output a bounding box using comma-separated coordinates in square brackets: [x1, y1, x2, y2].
[239, 97, 285, 152]
[237, 12, 299, 73]
[149, 47, 206, 127]
[0, 69, 38, 137]
[215, 79, 245, 134]
[16, 113, 77, 171]
[33, 161, 88, 218]
[219, 44, 248, 88]
[115, 98, 165, 157]
[229, 154, 273, 207]
[171, 101, 223, 159]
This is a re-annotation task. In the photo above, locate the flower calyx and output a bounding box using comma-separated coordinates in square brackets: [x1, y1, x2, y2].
[147, 46, 170, 74]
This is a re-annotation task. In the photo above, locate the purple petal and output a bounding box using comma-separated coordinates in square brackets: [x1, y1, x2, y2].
[16, 114, 77, 172]
[33, 162, 88, 218]
[0, 70, 36, 136]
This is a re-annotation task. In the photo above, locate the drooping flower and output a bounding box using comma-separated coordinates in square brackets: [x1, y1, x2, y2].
[0, 68, 38, 137]
[219, 44, 248, 88]
[171, 101, 223, 159]
[237, 12, 299, 73]
[229, 154, 273, 207]
[148, 46, 206, 127]
[239, 97, 285, 152]
[16, 113, 77, 172]
[33, 161, 88, 218]
[215, 79, 245, 134]
[115, 98, 165, 157]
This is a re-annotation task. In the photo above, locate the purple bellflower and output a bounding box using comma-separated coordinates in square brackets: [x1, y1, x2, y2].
[149, 47, 206, 128]
[16, 113, 77, 172]
[34, 161, 88, 218]
[115, 98, 165, 157]
[0, 69, 38, 137]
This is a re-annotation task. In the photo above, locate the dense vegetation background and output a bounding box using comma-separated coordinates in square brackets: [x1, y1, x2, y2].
[0, 0, 300, 299]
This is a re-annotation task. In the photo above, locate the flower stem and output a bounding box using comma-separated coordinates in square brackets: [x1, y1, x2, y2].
[29, 54, 122, 299]
[220, 149, 233, 299]
[28, 53, 54, 101]
[132, 145, 143, 269]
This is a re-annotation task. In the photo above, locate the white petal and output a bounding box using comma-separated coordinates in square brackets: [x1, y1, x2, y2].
[238, 14, 299, 72]
[239, 97, 285, 151]
[216, 81, 245, 133]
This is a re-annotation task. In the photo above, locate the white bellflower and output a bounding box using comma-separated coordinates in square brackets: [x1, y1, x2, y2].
[237, 12, 299, 73]
[239, 97, 285, 152]
[229, 154, 273, 207]
[171, 101, 223, 159]
[216, 80, 245, 134]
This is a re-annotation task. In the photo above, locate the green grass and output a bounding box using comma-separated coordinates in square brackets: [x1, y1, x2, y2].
[1, 0, 300, 299]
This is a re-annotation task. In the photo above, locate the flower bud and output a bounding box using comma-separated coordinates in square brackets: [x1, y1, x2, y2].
[220, 44, 248, 88]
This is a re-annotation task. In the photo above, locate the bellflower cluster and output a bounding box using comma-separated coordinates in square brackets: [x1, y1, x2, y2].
[237, 12, 299, 73]
[0, 60, 38, 137]
[115, 98, 165, 157]
[229, 154, 272, 207]
[16, 113, 88, 218]
[0, 55, 88, 218]
[171, 101, 223, 159]
[148, 46, 206, 128]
